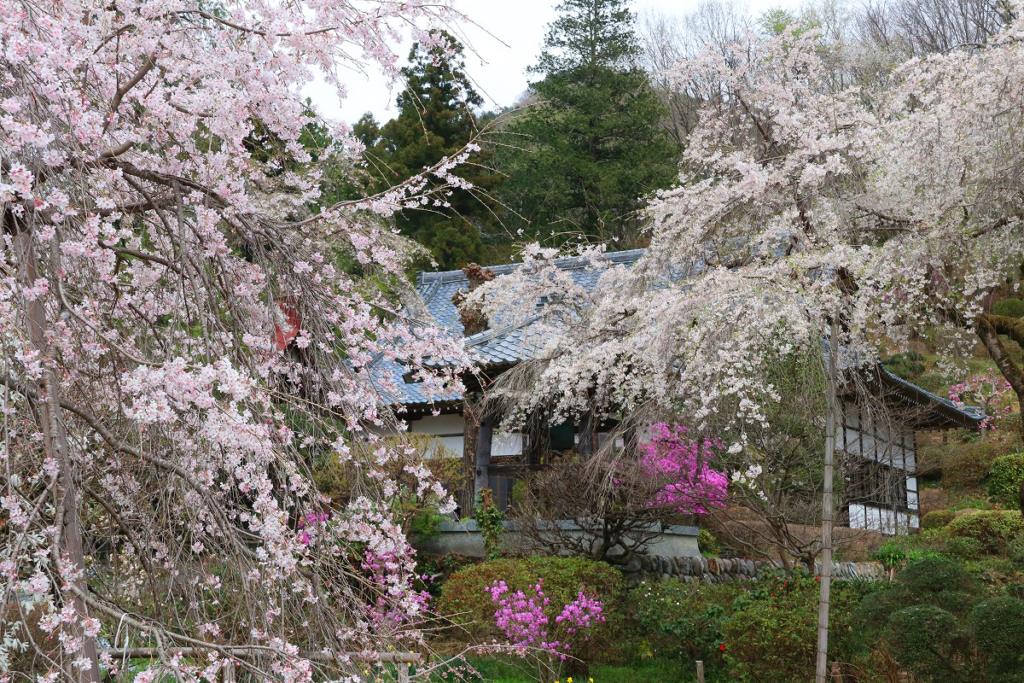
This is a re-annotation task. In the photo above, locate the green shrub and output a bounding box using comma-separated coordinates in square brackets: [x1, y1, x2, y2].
[987, 454, 1024, 509]
[698, 527, 721, 557]
[898, 555, 979, 610]
[994, 298, 1024, 318]
[436, 556, 623, 650]
[854, 556, 979, 636]
[882, 351, 926, 379]
[409, 510, 445, 541]
[631, 579, 741, 668]
[969, 597, 1024, 682]
[945, 445, 1004, 489]
[872, 541, 908, 571]
[1008, 534, 1024, 565]
[720, 570, 867, 683]
[922, 509, 955, 529]
[948, 510, 1024, 555]
[946, 536, 985, 559]
[885, 605, 971, 683]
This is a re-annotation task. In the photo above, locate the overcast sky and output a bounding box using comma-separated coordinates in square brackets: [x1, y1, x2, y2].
[305, 0, 801, 125]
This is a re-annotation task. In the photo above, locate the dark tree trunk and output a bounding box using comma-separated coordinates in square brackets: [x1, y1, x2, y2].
[975, 314, 1024, 515]
[16, 232, 100, 683]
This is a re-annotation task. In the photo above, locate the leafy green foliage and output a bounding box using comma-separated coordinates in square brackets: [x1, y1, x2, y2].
[882, 350, 927, 380]
[719, 569, 868, 683]
[1008, 534, 1024, 564]
[853, 556, 979, 647]
[946, 536, 985, 558]
[994, 298, 1024, 318]
[886, 605, 971, 683]
[698, 527, 721, 557]
[872, 541, 909, 571]
[988, 454, 1024, 509]
[454, 655, 703, 683]
[436, 556, 623, 651]
[409, 510, 446, 541]
[495, 0, 678, 245]
[631, 579, 741, 668]
[922, 509, 956, 529]
[970, 597, 1024, 682]
[473, 488, 505, 561]
[849, 556, 1024, 682]
[944, 439, 1009, 489]
[948, 510, 1024, 554]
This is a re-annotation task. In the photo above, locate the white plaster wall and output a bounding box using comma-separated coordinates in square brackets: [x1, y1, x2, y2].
[409, 414, 464, 457]
[406, 415, 525, 458]
[849, 504, 920, 534]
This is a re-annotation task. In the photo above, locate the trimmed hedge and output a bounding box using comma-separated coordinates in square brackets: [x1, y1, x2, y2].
[853, 556, 979, 637]
[436, 556, 623, 650]
[886, 605, 970, 683]
[921, 509, 955, 530]
[948, 510, 1024, 555]
[970, 597, 1024, 682]
[987, 454, 1024, 509]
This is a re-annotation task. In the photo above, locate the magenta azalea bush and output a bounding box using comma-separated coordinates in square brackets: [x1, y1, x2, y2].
[640, 424, 729, 514]
[486, 579, 605, 660]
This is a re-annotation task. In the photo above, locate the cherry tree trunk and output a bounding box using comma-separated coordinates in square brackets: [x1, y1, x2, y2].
[975, 315, 1024, 514]
[17, 232, 100, 683]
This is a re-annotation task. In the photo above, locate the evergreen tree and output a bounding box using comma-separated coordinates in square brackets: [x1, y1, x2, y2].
[357, 32, 501, 269]
[496, 0, 679, 244]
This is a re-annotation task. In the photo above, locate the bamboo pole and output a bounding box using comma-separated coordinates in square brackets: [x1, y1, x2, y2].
[815, 320, 838, 683]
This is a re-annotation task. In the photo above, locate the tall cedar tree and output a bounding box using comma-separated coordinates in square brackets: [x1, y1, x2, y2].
[497, 0, 679, 244]
[356, 32, 500, 269]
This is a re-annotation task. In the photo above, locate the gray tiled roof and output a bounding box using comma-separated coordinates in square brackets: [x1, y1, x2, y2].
[384, 249, 644, 406]
[416, 249, 646, 335]
[385, 249, 986, 427]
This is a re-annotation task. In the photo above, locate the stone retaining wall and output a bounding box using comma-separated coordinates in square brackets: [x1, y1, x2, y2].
[620, 554, 884, 586]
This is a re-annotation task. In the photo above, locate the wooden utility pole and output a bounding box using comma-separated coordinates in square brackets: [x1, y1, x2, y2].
[815, 319, 839, 683]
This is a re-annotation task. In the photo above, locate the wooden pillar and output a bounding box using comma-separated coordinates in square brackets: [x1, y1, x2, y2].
[474, 414, 494, 507]
[461, 398, 480, 514]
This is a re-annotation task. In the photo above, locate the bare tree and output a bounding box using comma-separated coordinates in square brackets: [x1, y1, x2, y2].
[857, 0, 1015, 57]
[637, 1, 751, 144]
[507, 452, 686, 566]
